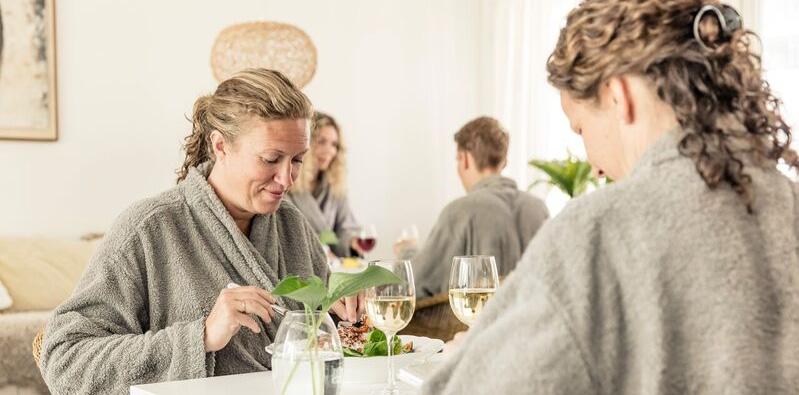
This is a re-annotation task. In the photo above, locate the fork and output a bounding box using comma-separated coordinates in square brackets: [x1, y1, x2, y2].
[226, 282, 287, 317]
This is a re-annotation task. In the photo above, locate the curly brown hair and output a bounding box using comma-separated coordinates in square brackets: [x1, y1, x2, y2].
[176, 68, 313, 181]
[547, 0, 796, 212]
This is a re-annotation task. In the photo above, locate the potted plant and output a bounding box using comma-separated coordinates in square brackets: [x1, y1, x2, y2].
[269, 266, 402, 395]
[529, 154, 598, 197]
[529, 154, 609, 214]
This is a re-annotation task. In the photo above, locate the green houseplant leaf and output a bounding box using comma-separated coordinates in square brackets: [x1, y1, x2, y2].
[272, 275, 328, 310]
[318, 230, 339, 246]
[271, 265, 403, 395]
[324, 266, 404, 310]
[272, 266, 402, 394]
[272, 266, 403, 313]
[570, 160, 596, 196]
[529, 154, 599, 198]
[529, 159, 573, 195]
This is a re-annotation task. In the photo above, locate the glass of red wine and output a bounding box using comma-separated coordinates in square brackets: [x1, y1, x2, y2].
[355, 224, 378, 259]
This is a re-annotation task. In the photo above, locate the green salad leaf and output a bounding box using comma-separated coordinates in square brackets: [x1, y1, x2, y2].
[271, 275, 327, 308]
[344, 328, 403, 357]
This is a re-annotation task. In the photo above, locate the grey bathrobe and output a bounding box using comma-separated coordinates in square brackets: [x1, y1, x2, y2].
[288, 174, 360, 257]
[422, 132, 799, 394]
[40, 164, 328, 395]
[410, 175, 549, 297]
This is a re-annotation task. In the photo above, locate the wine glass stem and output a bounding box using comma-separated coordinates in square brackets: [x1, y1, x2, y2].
[386, 331, 397, 391]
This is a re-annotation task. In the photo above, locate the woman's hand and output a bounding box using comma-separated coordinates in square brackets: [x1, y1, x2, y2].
[331, 291, 366, 323]
[204, 286, 277, 352]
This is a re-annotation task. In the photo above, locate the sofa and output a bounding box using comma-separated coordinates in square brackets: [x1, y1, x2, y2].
[0, 237, 98, 395]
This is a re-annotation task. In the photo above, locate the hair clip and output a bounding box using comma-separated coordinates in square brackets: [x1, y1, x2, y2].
[693, 4, 743, 50]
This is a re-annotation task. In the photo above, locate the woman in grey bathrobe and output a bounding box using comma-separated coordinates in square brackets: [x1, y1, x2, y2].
[288, 111, 364, 258]
[424, 1, 799, 394]
[39, 69, 360, 395]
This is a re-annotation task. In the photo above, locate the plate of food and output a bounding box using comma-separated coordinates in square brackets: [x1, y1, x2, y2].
[329, 257, 368, 273]
[337, 318, 444, 384]
[264, 315, 445, 384]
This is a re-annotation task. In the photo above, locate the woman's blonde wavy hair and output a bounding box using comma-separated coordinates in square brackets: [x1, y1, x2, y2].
[292, 111, 348, 198]
[176, 68, 313, 181]
[547, 0, 796, 212]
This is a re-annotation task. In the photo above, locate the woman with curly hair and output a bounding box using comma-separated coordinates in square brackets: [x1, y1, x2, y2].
[423, 1, 799, 394]
[288, 111, 364, 257]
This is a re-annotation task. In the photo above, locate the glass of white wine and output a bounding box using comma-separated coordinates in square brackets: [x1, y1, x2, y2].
[365, 259, 416, 395]
[448, 255, 499, 327]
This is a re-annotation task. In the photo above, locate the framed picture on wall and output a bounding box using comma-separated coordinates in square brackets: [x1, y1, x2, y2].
[0, 0, 57, 141]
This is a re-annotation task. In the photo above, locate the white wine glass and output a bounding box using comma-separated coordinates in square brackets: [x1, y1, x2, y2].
[365, 259, 415, 395]
[398, 225, 419, 245]
[394, 225, 419, 259]
[448, 255, 499, 327]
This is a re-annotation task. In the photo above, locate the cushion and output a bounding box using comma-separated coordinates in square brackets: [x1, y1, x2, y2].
[0, 237, 98, 312]
[0, 280, 11, 310]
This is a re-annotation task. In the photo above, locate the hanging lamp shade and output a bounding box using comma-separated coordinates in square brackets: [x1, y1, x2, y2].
[211, 21, 317, 88]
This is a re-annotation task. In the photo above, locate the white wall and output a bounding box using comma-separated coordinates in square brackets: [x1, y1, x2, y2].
[0, 0, 484, 258]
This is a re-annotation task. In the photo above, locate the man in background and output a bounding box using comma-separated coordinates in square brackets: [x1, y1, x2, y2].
[396, 116, 549, 297]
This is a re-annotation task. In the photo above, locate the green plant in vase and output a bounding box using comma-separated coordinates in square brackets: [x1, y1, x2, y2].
[270, 266, 402, 395]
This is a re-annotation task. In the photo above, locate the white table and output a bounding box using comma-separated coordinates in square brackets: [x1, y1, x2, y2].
[130, 371, 420, 395]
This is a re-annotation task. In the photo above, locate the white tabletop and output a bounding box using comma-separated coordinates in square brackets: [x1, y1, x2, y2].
[129, 371, 420, 395]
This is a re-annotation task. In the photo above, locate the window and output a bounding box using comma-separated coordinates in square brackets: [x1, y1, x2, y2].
[759, 0, 799, 134]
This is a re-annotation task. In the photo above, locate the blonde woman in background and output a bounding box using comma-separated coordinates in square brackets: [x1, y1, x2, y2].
[40, 69, 360, 394]
[288, 112, 364, 258]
